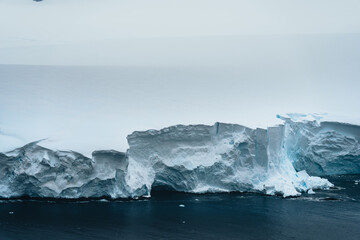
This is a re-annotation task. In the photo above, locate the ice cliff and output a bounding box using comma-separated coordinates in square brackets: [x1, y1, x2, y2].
[1, 114, 359, 199]
[279, 115, 360, 176]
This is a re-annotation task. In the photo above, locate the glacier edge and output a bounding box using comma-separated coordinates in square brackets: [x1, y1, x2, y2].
[2, 114, 359, 199]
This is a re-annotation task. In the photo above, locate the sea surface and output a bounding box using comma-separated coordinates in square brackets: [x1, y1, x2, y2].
[0, 175, 359, 240]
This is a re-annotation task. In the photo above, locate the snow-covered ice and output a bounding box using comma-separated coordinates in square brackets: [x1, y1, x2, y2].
[1, 114, 359, 199]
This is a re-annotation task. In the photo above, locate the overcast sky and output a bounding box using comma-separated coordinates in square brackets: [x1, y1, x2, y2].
[1, 0, 360, 46]
[1, 0, 360, 155]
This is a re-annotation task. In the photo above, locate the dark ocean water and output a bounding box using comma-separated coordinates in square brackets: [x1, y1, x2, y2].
[0, 175, 359, 240]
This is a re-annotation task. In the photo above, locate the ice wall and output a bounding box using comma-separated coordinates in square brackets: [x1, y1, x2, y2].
[126, 123, 331, 198]
[2, 114, 359, 199]
[281, 115, 360, 176]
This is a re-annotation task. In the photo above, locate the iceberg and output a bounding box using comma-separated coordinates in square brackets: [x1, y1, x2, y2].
[2, 114, 359, 199]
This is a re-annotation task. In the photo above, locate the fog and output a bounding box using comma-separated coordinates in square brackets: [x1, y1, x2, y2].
[1, 1, 360, 155]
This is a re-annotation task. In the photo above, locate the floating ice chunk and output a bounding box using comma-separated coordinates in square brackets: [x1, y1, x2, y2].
[308, 189, 315, 194]
[179, 204, 185, 208]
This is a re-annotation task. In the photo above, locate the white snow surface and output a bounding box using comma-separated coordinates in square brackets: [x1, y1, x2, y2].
[3, 114, 360, 199]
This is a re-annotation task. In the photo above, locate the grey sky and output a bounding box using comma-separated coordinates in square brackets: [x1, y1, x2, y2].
[1, 0, 360, 47]
[1, 1, 360, 155]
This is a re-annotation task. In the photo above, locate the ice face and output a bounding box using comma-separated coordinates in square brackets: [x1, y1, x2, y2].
[0, 142, 132, 199]
[281, 116, 360, 176]
[126, 123, 332, 198]
[2, 114, 359, 199]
